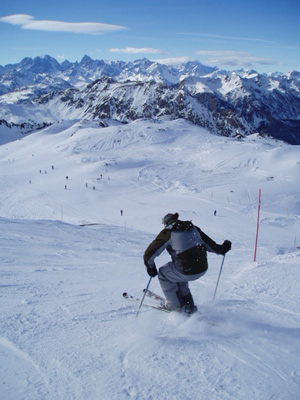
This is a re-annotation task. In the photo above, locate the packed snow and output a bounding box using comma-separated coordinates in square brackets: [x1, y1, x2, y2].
[0, 118, 299, 399]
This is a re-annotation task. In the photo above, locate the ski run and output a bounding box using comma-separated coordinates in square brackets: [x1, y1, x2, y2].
[0, 118, 299, 399]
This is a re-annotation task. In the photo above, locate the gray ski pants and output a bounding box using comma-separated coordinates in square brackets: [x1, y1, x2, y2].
[158, 261, 206, 307]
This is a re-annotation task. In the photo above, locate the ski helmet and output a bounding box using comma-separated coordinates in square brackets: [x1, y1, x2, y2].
[162, 212, 179, 226]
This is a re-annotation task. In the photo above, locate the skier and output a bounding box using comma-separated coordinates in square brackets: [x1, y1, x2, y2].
[143, 213, 231, 314]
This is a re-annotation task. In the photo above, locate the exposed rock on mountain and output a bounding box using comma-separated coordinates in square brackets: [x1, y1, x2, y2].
[0, 55, 299, 144]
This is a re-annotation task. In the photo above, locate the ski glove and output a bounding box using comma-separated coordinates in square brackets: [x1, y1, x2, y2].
[222, 240, 232, 254]
[147, 266, 158, 277]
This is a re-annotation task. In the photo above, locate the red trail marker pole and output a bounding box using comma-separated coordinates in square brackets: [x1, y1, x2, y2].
[254, 188, 261, 262]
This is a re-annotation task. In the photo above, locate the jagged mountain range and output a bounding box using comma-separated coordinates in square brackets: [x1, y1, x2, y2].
[0, 55, 300, 144]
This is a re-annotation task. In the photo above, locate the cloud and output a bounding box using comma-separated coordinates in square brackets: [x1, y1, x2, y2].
[0, 14, 127, 34]
[152, 56, 192, 65]
[180, 31, 274, 44]
[110, 47, 165, 54]
[194, 50, 277, 67]
[0, 14, 33, 25]
[56, 54, 66, 61]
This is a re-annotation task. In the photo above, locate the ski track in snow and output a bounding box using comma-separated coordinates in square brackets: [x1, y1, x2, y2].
[0, 119, 300, 399]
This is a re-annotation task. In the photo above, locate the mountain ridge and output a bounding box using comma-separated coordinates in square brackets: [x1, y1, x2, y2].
[0, 55, 300, 144]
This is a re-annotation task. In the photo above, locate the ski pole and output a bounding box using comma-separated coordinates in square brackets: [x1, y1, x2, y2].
[213, 254, 226, 302]
[136, 276, 152, 317]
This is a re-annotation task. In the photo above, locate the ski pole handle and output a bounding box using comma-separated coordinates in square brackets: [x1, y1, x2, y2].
[136, 276, 152, 317]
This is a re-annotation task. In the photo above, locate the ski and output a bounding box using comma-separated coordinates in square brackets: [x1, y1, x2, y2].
[122, 292, 171, 313]
[123, 290, 188, 315]
[143, 289, 196, 316]
[143, 288, 166, 302]
[123, 290, 215, 321]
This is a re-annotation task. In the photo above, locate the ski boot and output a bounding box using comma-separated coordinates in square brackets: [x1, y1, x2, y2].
[179, 292, 198, 315]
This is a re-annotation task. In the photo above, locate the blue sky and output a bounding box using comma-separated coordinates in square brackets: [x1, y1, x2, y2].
[0, 0, 299, 73]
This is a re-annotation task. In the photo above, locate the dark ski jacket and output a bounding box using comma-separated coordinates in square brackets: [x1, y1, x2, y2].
[144, 220, 225, 275]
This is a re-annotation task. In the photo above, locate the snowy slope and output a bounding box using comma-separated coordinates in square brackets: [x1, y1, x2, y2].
[0, 119, 300, 399]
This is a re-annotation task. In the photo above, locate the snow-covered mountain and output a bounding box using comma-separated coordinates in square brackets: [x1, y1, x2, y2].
[0, 55, 217, 90]
[1, 55, 300, 144]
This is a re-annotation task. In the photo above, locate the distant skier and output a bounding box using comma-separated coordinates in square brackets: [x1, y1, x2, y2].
[120, 209, 123, 216]
[214, 210, 217, 216]
[143, 213, 231, 314]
